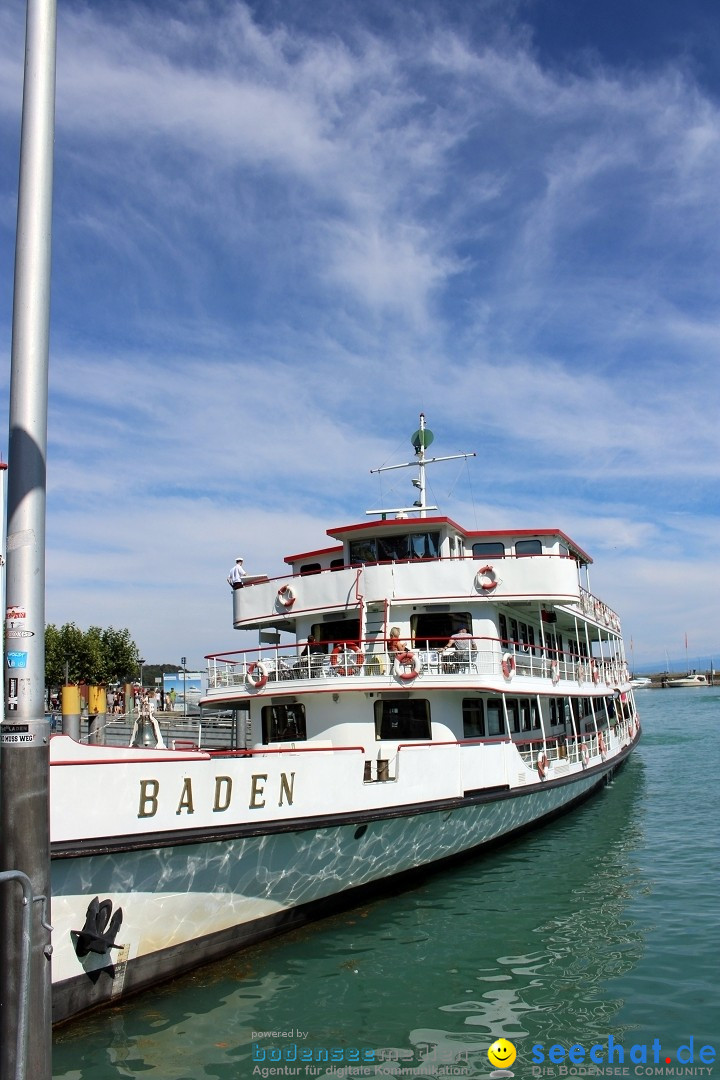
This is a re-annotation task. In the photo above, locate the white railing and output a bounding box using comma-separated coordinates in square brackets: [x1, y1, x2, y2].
[206, 640, 629, 691]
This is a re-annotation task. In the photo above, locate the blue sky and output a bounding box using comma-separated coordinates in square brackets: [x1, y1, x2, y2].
[1, 0, 719, 671]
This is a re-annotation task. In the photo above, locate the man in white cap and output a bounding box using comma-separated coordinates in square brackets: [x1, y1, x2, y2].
[227, 556, 247, 590]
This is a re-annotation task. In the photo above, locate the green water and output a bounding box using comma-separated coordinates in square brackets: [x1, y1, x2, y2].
[53, 689, 719, 1078]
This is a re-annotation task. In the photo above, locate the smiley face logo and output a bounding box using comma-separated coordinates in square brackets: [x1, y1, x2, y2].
[488, 1038, 517, 1069]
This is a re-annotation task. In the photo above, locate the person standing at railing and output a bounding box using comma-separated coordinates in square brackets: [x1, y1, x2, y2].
[227, 556, 247, 589]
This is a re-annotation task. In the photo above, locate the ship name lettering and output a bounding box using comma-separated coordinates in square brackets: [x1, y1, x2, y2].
[279, 771, 295, 806]
[137, 771, 297, 818]
[249, 773, 267, 808]
[213, 775, 232, 812]
[176, 776, 194, 816]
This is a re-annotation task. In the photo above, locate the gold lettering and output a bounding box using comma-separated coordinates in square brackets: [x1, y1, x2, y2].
[279, 771, 295, 806]
[249, 773, 267, 809]
[213, 775, 232, 812]
[176, 777, 195, 815]
[138, 779, 159, 818]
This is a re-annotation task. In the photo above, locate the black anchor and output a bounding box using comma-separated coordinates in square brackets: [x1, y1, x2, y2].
[74, 896, 123, 958]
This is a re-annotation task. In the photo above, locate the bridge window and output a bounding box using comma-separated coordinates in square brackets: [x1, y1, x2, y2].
[374, 699, 431, 741]
[472, 542, 506, 558]
[330, 558, 345, 571]
[261, 703, 307, 744]
[515, 539, 543, 556]
[300, 563, 321, 575]
[349, 531, 440, 564]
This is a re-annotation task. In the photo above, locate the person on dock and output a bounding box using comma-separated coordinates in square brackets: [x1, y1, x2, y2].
[227, 556, 247, 589]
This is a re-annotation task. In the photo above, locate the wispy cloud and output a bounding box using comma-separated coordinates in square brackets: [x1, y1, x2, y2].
[1, 0, 719, 666]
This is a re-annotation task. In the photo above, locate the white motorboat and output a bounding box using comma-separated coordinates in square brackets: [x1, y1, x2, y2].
[665, 673, 708, 687]
[49, 416, 640, 1023]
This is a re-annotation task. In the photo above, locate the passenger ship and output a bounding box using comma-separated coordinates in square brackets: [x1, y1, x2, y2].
[49, 417, 639, 1022]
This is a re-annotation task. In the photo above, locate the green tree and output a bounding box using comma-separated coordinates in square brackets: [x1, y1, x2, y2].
[44, 623, 141, 689]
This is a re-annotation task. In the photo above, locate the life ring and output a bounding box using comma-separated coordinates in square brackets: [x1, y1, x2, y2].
[277, 584, 296, 609]
[393, 650, 422, 681]
[550, 660, 560, 685]
[537, 752, 548, 780]
[331, 643, 364, 676]
[246, 661, 269, 690]
[501, 652, 516, 680]
[474, 565, 498, 593]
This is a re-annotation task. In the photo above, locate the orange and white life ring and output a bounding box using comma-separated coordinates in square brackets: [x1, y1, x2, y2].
[393, 650, 422, 681]
[501, 652, 516, 679]
[246, 661, 269, 690]
[276, 584, 297, 609]
[550, 660, 560, 685]
[331, 643, 364, 676]
[475, 565, 498, 593]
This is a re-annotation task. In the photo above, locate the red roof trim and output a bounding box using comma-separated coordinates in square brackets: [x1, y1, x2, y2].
[284, 544, 344, 565]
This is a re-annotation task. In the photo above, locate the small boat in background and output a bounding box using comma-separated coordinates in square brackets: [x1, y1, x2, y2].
[665, 673, 708, 687]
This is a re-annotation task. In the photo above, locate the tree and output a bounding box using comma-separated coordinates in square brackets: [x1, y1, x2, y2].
[44, 623, 141, 689]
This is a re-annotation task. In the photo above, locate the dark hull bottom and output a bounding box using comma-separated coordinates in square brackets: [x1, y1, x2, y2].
[53, 751, 630, 1026]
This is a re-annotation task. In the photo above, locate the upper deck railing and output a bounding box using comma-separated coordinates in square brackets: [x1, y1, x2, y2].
[206, 637, 630, 692]
[232, 558, 621, 632]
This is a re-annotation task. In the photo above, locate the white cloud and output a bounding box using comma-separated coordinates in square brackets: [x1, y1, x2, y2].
[1, 0, 719, 667]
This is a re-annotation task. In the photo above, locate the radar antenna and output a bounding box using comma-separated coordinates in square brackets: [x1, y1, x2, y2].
[367, 413, 476, 519]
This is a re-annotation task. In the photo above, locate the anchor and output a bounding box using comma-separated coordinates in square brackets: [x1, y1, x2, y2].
[73, 896, 123, 958]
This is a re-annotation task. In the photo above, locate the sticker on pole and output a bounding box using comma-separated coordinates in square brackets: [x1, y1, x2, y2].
[6, 651, 28, 668]
[1, 723, 45, 746]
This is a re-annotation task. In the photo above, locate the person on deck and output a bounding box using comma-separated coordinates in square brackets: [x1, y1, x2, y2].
[227, 557, 247, 590]
[387, 627, 407, 653]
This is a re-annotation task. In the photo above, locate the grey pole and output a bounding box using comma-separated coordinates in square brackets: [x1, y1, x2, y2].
[0, 1, 57, 1078]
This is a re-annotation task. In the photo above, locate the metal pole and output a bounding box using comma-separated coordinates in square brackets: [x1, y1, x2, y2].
[0, 1, 57, 1078]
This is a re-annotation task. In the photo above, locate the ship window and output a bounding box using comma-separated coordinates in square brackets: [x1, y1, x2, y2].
[462, 699, 485, 738]
[348, 532, 440, 565]
[374, 699, 431, 741]
[520, 698, 540, 731]
[506, 698, 520, 733]
[300, 563, 321, 575]
[486, 698, 505, 736]
[515, 539, 542, 556]
[499, 613, 508, 647]
[311, 619, 360, 650]
[411, 612, 472, 650]
[472, 542, 506, 558]
[549, 697, 567, 727]
[330, 558, 345, 571]
[261, 703, 307, 744]
[348, 539, 378, 564]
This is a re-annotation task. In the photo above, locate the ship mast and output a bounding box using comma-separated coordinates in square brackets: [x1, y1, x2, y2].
[367, 413, 476, 519]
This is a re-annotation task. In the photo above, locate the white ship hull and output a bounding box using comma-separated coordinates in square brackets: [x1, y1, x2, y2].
[50, 719, 636, 1022]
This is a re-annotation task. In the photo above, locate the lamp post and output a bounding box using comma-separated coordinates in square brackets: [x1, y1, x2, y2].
[139, 657, 145, 691]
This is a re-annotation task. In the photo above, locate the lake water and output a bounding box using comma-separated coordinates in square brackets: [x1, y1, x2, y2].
[52, 688, 719, 1078]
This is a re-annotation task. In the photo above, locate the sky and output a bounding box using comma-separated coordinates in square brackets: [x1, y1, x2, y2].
[1, 0, 719, 672]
